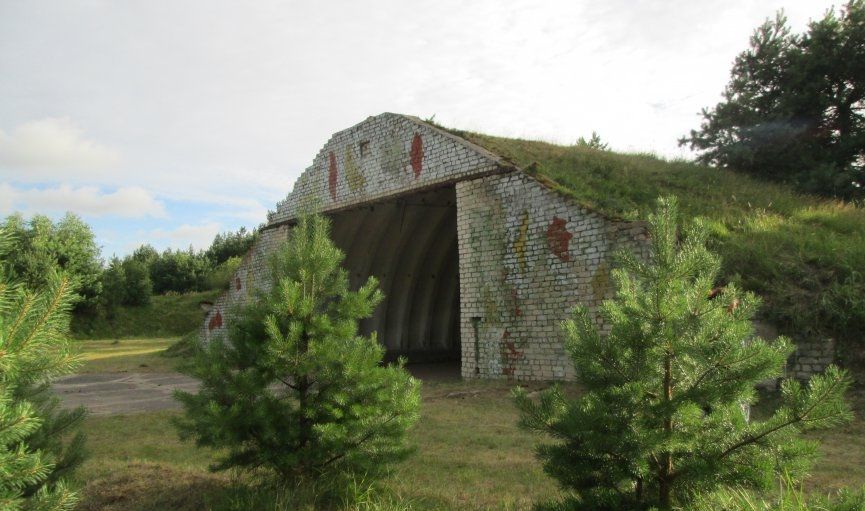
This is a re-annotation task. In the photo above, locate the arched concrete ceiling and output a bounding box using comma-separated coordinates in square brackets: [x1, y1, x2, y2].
[328, 185, 459, 361]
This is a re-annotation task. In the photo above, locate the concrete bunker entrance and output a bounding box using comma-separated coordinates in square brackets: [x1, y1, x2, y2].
[327, 185, 460, 364]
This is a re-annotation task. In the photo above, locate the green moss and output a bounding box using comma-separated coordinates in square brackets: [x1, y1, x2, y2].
[450, 129, 865, 349]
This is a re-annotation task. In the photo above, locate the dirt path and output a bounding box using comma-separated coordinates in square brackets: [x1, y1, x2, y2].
[53, 373, 198, 416]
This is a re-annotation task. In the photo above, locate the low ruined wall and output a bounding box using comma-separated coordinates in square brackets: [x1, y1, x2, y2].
[790, 338, 836, 380]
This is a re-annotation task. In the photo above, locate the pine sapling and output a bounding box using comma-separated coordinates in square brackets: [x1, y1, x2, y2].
[515, 196, 852, 511]
[175, 214, 420, 488]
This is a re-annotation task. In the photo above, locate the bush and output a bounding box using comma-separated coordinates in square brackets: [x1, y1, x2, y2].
[204, 256, 242, 291]
[2, 213, 102, 311]
[174, 215, 420, 489]
[149, 248, 211, 295]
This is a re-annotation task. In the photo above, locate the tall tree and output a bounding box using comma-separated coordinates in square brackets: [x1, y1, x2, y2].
[0, 228, 83, 510]
[175, 215, 420, 486]
[681, 1, 864, 199]
[515, 197, 852, 510]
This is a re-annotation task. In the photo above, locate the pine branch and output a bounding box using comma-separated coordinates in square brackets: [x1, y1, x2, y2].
[717, 374, 845, 460]
[15, 275, 71, 353]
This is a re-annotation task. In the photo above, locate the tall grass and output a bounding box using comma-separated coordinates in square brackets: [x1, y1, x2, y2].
[688, 474, 865, 511]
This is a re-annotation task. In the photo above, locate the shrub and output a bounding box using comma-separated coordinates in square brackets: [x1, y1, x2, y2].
[204, 256, 242, 291]
[121, 258, 152, 306]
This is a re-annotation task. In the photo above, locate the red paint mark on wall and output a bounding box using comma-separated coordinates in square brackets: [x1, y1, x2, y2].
[500, 329, 524, 377]
[208, 310, 223, 331]
[235, 277, 242, 291]
[328, 151, 338, 200]
[410, 133, 423, 178]
[546, 216, 573, 262]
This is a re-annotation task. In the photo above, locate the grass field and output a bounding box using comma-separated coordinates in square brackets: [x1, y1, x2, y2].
[68, 340, 865, 510]
[74, 380, 558, 511]
[74, 338, 179, 373]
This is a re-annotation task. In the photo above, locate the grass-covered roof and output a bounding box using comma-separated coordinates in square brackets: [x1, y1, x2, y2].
[448, 128, 865, 352]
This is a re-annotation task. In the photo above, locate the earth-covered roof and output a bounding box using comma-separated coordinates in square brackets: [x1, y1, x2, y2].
[441, 124, 865, 349]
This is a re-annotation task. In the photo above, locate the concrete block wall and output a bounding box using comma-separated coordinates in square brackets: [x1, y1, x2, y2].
[455, 171, 649, 380]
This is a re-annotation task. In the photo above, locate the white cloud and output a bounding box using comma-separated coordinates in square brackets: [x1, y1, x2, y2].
[0, 117, 120, 179]
[0, 183, 166, 218]
[146, 222, 222, 251]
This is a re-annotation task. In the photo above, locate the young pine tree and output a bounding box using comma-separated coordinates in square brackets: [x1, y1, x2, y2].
[0, 229, 82, 510]
[175, 214, 421, 485]
[514, 197, 852, 511]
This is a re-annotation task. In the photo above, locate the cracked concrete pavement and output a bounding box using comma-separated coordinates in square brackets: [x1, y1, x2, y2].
[52, 372, 199, 416]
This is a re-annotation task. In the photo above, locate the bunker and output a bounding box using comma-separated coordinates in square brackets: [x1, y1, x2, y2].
[203, 113, 647, 381]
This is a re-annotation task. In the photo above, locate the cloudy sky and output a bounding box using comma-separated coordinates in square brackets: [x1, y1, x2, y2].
[0, 0, 840, 257]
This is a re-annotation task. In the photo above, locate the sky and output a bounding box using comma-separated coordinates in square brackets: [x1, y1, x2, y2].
[0, 0, 842, 258]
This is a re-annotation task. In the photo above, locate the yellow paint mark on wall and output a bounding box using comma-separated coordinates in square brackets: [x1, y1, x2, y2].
[591, 260, 610, 301]
[344, 145, 366, 192]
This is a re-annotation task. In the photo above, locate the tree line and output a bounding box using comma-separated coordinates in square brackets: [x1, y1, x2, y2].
[1, 212, 259, 316]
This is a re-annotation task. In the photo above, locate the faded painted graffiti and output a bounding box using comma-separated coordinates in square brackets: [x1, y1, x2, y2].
[547, 216, 573, 262]
[208, 310, 223, 331]
[344, 145, 366, 193]
[379, 130, 406, 176]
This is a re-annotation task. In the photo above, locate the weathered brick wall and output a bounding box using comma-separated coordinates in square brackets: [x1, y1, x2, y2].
[202, 112, 830, 382]
[204, 112, 512, 345]
[200, 225, 289, 343]
[455, 172, 648, 380]
[269, 113, 508, 224]
[200, 112, 649, 381]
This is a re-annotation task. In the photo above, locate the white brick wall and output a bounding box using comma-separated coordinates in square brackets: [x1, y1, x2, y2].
[455, 172, 648, 380]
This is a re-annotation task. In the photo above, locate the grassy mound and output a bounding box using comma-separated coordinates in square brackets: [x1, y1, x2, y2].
[161, 330, 199, 359]
[452, 129, 865, 353]
[72, 291, 219, 340]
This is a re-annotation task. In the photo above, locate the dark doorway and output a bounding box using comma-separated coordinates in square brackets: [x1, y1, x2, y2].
[328, 185, 460, 363]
